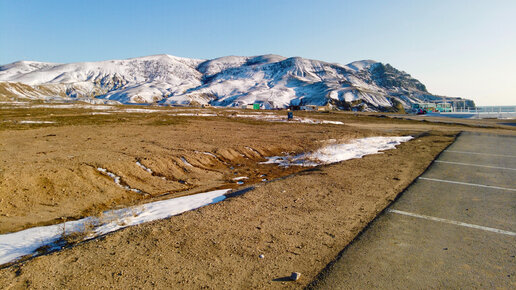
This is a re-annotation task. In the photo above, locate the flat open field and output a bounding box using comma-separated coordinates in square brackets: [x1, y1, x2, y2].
[0, 102, 514, 288]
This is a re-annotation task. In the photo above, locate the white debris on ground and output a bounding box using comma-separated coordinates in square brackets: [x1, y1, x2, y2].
[136, 161, 153, 174]
[232, 176, 248, 181]
[261, 136, 413, 167]
[0, 189, 230, 265]
[97, 167, 142, 193]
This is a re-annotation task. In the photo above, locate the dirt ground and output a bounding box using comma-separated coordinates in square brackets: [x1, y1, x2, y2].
[0, 107, 378, 234]
[0, 103, 514, 288]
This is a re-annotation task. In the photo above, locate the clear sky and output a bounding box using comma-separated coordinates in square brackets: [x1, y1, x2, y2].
[1, 0, 515, 105]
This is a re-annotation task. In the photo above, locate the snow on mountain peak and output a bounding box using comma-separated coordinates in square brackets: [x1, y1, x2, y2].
[0, 54, 461, 111]
[345, 60, 378, 71]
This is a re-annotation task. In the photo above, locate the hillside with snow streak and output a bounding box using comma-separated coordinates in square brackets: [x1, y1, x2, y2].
[0, 54, 471, 111]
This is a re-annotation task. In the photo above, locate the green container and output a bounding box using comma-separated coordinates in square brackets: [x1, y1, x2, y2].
[253, 103, 260, 110]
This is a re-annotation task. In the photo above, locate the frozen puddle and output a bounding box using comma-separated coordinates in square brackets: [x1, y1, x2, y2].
[0, 189, 230, 266]
[261, 136, 413, 166]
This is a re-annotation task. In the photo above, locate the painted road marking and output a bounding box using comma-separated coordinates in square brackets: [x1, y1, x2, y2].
[418, 177, 516, 191]
[387, 209, 516, 237]
[445, 150, 516, 158]
[435, 160, 516, 171]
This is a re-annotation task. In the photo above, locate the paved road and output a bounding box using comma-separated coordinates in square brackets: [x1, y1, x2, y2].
[312, 132, 516, 289]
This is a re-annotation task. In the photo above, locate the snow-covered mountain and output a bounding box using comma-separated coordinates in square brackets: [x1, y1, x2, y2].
[0, 54, 472, 111]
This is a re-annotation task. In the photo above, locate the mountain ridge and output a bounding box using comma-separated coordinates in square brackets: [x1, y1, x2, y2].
[0, 54, 473, 111]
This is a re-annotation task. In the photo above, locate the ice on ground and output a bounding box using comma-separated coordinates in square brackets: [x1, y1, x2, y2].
[97, 167, 142, 193]
[18, 120, 55, 124]
[0, 189, 230, 265]
[232, 176, 248, 181]
[261, 136, 413, 167]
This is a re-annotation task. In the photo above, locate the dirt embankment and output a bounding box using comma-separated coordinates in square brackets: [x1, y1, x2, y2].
[0, 130, 456, 289]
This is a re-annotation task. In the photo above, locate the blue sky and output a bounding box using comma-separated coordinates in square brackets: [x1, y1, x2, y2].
[1, 0, 515, 105]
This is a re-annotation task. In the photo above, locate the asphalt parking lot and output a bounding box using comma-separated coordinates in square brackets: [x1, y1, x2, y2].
[313, 132, 516, 289]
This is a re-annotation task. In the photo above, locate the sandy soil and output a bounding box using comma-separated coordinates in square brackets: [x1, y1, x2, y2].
[0, 104, 514, 288]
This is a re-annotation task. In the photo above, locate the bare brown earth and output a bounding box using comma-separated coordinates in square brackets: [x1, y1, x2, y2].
[0, 106, 376, 234]
[0, 103, 514, 288]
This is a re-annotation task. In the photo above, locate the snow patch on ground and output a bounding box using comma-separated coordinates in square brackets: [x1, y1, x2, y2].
[194, 151, 219, 159]
[180, 157, 193, 167]
[136, 161, 153, 174]
[261, 136, 413, 167]
[0, 189, 230, 265]
[97, 167, 142, 193]
[18, 120, 55, 124]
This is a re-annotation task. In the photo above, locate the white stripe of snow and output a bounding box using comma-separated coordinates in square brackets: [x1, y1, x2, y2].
[261, 136, 413, 167]
[0, 189, 230, 265]
[180, 157, 193, 167]
[18, 120, 55, 124]
[136, 161, 153, 174]
[97, 167, 142, 193]
[387, 209, 516, 236]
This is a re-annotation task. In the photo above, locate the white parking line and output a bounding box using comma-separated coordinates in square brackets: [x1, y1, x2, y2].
[387, 209, 516, 237]
[435, 160, 516, 171]
[418, 177, 516, 191]
[445, 150, 516, 158]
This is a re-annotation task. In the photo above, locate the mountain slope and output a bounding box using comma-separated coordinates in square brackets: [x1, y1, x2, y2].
[0, 54, 471, 111]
